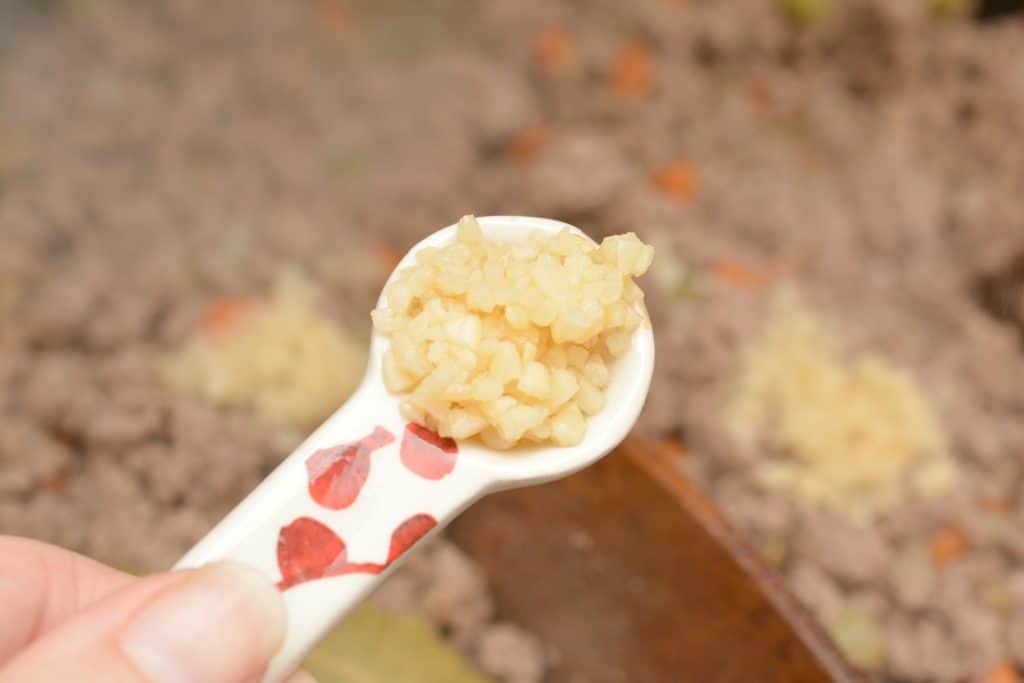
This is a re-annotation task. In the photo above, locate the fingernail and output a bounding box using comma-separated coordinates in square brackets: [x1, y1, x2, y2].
[120, 562, 286, 683]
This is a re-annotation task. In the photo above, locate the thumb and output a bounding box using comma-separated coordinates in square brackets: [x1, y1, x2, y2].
[0, 561, 287, 683]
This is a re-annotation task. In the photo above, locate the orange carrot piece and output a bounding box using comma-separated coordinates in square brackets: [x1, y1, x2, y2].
[979, 497, 1012, 515]
[199, 297, 255, 338]
[609, 41, 653, 98]
[315, 1, 350, 33]
[371, 243, 404, 271]
[931, 525, 969, 566]
[710, 260, 771, 288]
[43, 470, 70, 494]
[977, 662, 1021, 683]
[652, 160, 698, 202]
[535, 26, 574, 72]
[750, 79, 776, 112]
[506, 124, 550, 162]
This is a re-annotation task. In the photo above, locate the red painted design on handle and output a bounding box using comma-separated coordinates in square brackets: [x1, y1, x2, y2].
[400, 423, 458, 480]
[386, 513, 438, 564]
[276, 517, 349, 590]
[276, 513, 438, 591]
[306, 426, 395, 510]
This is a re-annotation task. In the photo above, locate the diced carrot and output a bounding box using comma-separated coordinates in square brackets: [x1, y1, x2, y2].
[506, 124, 550, 162]
[652, 160, 698, 202]
[535, 26, 574, 72]
[931, 524, 969, 566]
[315, 0, 350, 33]
[609, 41, 653, 98]
[979, 497, 1012, 515]
[750, 79, 776, 112]
[710, 260, 772, 289]
[199, 297, 255, 338]
[976, 662, 1021, 683]
[708, 255, 798, 289]
[371, 243, 404, 271]
[43, 470, 70, 494]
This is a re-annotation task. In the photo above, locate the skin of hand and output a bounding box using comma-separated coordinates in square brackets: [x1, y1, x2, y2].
[0, 536, 315, 683]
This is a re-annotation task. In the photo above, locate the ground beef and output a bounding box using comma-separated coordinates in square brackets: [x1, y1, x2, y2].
[796, 514, 892, 586]
[1, 1, 1024, 681]
[788, 561, 844, 625]
[525, 132, 632, 216]
[372, 538, 546, 683]
[888, 543, 937, 611]
[0, 418, 70, 497]
[476, 624, 548, 683]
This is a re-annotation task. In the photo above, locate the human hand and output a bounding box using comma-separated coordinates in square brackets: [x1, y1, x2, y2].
[0, 536, 314, 683]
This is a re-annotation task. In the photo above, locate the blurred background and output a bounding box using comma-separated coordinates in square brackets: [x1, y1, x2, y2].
[2, 1, 1024, 681]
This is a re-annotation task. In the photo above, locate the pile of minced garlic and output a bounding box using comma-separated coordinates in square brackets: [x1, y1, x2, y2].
[371, 215, 653, 448]
[162, 270, 367, 429]
[726, 288, 955, 520]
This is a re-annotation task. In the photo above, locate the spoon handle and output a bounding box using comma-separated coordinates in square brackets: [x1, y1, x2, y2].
[175, 386, 490, 682]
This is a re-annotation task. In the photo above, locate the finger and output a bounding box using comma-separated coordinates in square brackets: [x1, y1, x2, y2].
[284, 671, 319, 683]
[0, 561, 286, 683]
[0, 536, 135, 664]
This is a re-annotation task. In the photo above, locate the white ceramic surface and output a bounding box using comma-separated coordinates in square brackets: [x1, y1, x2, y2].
[175, 216, 656, 682]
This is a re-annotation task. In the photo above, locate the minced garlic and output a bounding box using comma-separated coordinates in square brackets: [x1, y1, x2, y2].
[726, 288, 954, 519]
[161, 270, 367, 429]
[371, 215, 653, 448]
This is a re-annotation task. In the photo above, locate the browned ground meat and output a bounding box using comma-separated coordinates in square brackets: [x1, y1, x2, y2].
[2, 1, 1024, 681]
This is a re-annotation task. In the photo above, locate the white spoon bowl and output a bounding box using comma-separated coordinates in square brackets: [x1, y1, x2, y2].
[176, 215, 655, 682]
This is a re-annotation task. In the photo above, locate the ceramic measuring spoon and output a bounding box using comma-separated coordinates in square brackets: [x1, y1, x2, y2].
[176, 215, 656, 682]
